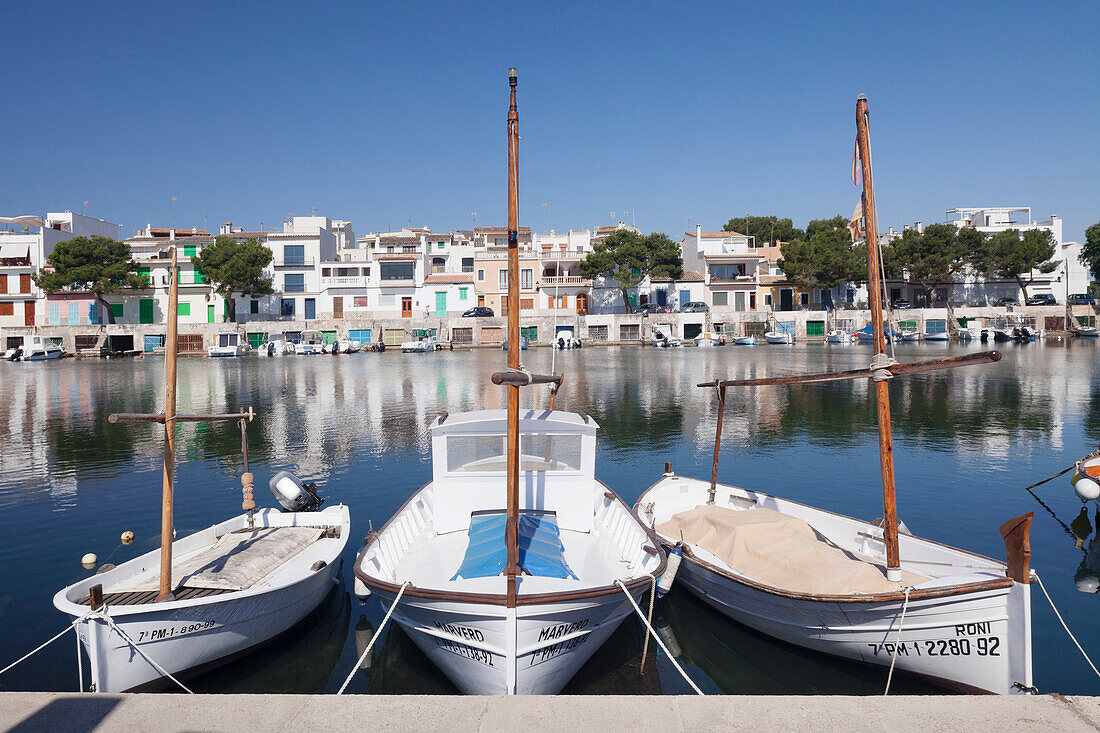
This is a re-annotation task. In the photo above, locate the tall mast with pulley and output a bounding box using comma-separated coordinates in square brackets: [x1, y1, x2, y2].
[505, 67, 521, 608]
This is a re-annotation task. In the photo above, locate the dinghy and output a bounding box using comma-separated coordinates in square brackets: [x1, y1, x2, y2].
[53, 249, 350, 693]
[353, 70, 665, 696]
[825, 329, 852, 344]
[637, 95, 1034, 696]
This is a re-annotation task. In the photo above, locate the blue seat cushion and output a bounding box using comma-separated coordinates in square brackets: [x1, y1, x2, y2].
[451, 512, 578, 581]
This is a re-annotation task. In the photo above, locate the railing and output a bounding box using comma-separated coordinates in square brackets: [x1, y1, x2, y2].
[322, 276, 368, 287]
[539, 276, 592, 286]
[707, 274, 757, 283]
[272, 259, 315, 267]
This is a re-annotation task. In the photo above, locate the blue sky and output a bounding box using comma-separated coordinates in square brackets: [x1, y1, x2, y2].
[3, 1, 1097, 242]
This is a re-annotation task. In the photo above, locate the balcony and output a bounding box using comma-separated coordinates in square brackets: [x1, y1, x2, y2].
[539, 276, 592, 287]
[322, 275, 369, 288]
[273, 259, 315, 268]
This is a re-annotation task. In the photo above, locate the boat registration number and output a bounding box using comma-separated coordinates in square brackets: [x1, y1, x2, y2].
[136, 620, 216, 643]
[867, 637, 1000, 658]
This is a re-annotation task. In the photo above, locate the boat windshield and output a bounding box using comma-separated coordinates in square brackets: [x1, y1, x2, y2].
[446, 434, 582, 473]
[219, 333, 237, 347]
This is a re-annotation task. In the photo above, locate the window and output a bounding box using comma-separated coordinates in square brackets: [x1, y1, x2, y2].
[588, 324, 608, 341]
[557, 295, 568, 309]
[521, 326, 537, 341]
[281, 299, 295, 317]
[437, 241, 446, 250]
[494, 237, 506, 246]
[111, 303, 124, 318]
[304, 298, 316, 320]
[459, 287, 468, 301]
[452, 327, 473, 344]
[619, 324, 640, 340]
[447, 435, 505, 472]
[520, 269, 533, 289]
[521, 298, 534, 309]
[764, 294, 773, 307]
[712, 292, 728, 306]
[0, 303, 12, 316]
[499, 270, 508, 289]
[749, 292, 756, 310]
[477, 269, 485, 281]
[709, 264, 746, 281]
[284, 274, 305, 292]
[194, 269, 205, 284]
[250, 299, 259, 314]
[446, 434, 581, 473]
[284, 245, 305, 265]
[462, 257, 474, 273]
[478, 295, 485, 306]
[0, 274, 6, 293]
[800, 292, 810, 306]
[431, 257, 446, 273]
[734, 292, 745, 311]
[183, 245, 196, 257]
[178, 302, 190, 316]
[353, 296, 369, 307]
[381, 262, 414, 280]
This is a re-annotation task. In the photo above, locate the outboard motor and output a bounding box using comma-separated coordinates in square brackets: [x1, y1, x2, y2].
[7, 347, 22, 362]
[269, 470, 324, 512]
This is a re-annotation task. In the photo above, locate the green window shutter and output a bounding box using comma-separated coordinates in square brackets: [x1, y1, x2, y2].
[250, 299, 259, 314]
[459, 287, 468, 300]
[178, 302, 190, 316]
[111, 303, 124, 318]
[137, 266, 150, 277]
[183, 245, 196, 257]
[194, 270, 205, 284]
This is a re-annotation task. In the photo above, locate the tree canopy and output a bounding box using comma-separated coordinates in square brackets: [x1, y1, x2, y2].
[191, 236, 274, 322]
[777, 216, 864, 290]
[887, 224, 969, 305]
[723, 215, 804, 247]
[579, 230, 683, 311]
[1080, 222, 1100, 285]
[34, 236, 148, 295]
[975, 228, 1058, 300]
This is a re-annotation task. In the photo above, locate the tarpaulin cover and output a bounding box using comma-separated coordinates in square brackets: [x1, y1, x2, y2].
[452, 513, 577, 580]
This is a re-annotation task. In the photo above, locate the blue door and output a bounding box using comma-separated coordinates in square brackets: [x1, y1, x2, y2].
[656, 289, 667, 307]
[304, 298, 316, 320]
[349, 329, 371, 342]
[679, 290, 690, 308]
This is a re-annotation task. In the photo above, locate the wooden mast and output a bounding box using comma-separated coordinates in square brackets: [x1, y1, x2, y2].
[505, 67, 521, 608]
[856, 93, 901, 582]
[157, 247, 180, 602]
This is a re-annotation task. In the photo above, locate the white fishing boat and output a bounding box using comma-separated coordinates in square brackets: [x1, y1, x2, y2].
[825, 329, 852, 344]
[207, 332, 248, 357]
[651, 325, 681, 347]
[733, 336, 758, 346]
[764, 331, 794, 344]
[354, 409, 664, 694]
[1079, 327, 1100, 338]
[260, 333, 295, 356]
[636, 476, 1033, 695]
[897, 330, 923, 342]
[353, 70, 665, 696]
[635, 96, 1034, 696]
[297, 330, 325, 355]
[337, 339, 363, 354]
[52, 249, 350, 693]
[402, 337, 438, 353]
[923, 331, 950, 342]
[17, 334, 64, 360]
[694, 331, 723, 347]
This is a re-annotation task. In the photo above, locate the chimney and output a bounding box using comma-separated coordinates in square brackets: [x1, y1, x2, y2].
[146, 222, 152, 236]
[696, 224, 702, 240]
[169, 228, 175, 241]
[191, 226, 197, 234]
[915, 221, 924, 233]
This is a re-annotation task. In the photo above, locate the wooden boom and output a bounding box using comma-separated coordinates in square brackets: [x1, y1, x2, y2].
[697, 351, 1002, 388]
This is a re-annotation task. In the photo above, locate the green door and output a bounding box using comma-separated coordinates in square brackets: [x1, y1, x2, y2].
[208, 304, 215, 323]
[435, 291, 447, 317]
[139, 298, 154, 324]
[806, 320, 825, 336]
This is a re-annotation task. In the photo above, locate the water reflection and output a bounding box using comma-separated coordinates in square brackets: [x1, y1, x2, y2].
[1, 340, 1099, 694]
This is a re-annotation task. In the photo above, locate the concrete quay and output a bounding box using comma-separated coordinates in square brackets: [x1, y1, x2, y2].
[2, 693, 1099, 732]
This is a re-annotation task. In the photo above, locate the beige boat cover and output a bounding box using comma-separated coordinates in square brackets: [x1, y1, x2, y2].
[125, 526, 324, 592]
[658, 506, 926, 595]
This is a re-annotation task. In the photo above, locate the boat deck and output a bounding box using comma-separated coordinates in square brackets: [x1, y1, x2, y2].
[395, 525, 632, 596]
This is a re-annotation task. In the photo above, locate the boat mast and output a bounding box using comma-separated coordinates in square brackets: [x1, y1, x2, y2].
[157, 247, 180, 601]
[855, 93, 901, 582]
[505, 67, 521, 608]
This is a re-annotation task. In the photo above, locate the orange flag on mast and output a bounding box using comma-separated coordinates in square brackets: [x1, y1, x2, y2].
[849, 198, 864, 242]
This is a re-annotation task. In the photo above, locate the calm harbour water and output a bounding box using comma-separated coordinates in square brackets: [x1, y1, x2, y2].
[1, 339, 1099, 695]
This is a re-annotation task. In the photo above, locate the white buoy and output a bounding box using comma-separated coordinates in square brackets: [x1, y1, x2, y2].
[354, 577, 372, 599]
[1074, 477, 1100, 502]
[657, 545, 682, 597]
[121, 531, 134, 545]
[81, 553, 97, 569]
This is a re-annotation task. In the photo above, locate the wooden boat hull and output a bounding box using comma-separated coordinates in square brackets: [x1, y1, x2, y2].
[367, 584, 644, 694]
[733, 337, 757, 346]
[764, 333, 793, 344]
[54, 506, 350, 693]
[636, 476, 1033, 695]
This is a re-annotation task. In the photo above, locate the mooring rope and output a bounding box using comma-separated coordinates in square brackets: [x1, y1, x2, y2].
[0, 618, 82, 679]
[1034, 572, 1100, 680]
[638, 574, 657, 675]
[97, 610, 194, 693]
[75, 630, 83, 693]
[883, 586, 912, 696]
[338, 580, 411, 695]
[615, 579, 703, 695]
[870, 352, 898, 382]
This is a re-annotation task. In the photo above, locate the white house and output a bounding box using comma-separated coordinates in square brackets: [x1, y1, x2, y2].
[681, 225, 764, 313]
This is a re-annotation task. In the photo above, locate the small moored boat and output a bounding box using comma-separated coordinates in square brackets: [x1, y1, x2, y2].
[17, 334, 64, 361]
[402, 337, 438, 353]
[208, 332, 248, 357]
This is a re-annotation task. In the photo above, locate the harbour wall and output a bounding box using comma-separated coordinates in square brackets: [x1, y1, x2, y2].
[2, 304, 1096, 354]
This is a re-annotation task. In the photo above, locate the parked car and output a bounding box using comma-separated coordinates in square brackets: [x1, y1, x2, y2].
[1068, 294, 1096, 305]
[995, 296, 1018, 306]
[636, 303, 669, 315]
[461, 306, 495, 317]
[892, 298, 911, 309]
[1026, 293, 1057, 306]
[680, 301, 709, 313]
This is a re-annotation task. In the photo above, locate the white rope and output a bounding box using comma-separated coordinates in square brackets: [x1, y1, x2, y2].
[870, 352, 898, 382]
[883, 586, 912, 695]
[638, 574, 657, 674]
[0, 619, 79, 678]
[75, 630, 84, 693]
[338, 580, 411, 695]
[1035, 572, 1100, 679]
[97, 610, 194, 694]
[615, 579, 703, 695]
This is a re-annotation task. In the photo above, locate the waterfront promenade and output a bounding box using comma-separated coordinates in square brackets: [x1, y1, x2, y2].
[3, 692, 1099, 731]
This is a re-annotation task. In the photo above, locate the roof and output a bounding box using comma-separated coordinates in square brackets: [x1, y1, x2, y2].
[146, 228, 210, 237]
[424, 273, 475, 284]
[473, 226, 532, 234]
[678, 271, 704, 282]
[687, 230, 746, 238]
[378, 236, 420, 245]
[430, 408, 598, 433]
[375, 253, 420, 261]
